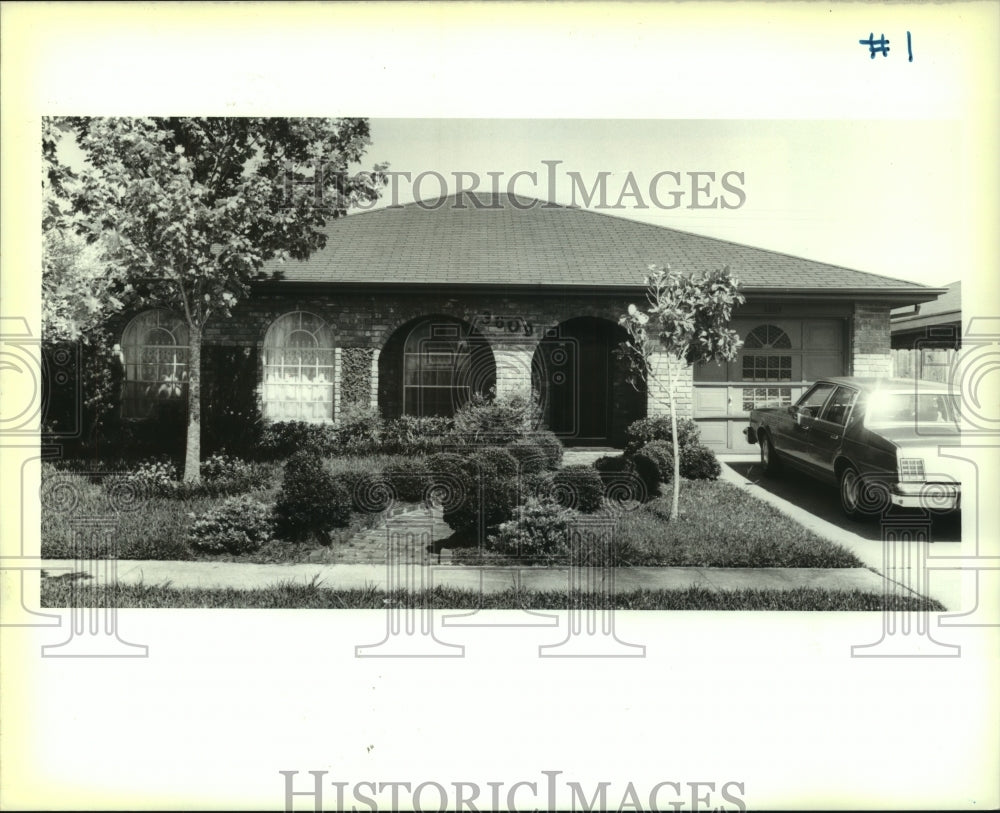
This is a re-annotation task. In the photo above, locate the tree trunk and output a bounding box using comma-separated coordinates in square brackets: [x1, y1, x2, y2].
[183, 322, 202, 483]
[664, 355, 681, 520]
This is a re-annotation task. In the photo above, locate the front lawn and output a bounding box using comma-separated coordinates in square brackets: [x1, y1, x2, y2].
[41, 463, 861, 569]
[611, 480, 863, 568]
[40, 578, 943, 611]
[449, 479, 863, 569]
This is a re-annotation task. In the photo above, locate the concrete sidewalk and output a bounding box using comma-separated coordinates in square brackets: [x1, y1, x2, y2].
[41, 558, 890, 595]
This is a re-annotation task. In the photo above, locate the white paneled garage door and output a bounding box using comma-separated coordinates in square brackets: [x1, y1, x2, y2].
[693, 317, 847, 450]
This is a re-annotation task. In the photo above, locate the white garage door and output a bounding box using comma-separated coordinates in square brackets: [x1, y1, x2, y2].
[693, 318, 847, 450]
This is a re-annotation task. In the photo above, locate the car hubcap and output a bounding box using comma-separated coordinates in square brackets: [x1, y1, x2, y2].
[762, 442, 769, 466]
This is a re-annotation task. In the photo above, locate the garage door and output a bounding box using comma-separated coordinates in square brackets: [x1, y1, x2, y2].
[693, 318, 847, 450]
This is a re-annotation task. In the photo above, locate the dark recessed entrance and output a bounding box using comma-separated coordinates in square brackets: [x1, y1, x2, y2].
[533, 316, 644, 447]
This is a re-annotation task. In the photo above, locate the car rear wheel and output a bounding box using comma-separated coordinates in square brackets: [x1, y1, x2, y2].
[759, 433, 780, 476]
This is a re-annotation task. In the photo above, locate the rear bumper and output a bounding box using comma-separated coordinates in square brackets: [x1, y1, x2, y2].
[891, 483, 961, 511]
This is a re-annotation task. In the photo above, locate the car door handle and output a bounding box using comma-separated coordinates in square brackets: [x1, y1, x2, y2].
[829, 433, 840, 440]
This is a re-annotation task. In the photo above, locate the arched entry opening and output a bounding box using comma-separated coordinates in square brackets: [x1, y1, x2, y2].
[532, 316, 645, 447]
[378, 315, 496, 419]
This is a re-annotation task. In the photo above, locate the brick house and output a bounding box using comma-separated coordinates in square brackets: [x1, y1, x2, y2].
[119, 194, 948, 450]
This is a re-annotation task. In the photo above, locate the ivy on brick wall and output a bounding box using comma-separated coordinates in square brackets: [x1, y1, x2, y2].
[341, 347, 374, 407]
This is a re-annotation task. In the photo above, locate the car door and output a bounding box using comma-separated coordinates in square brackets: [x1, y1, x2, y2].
[801, 384, 859, 475]
[781, 381, 837, 465]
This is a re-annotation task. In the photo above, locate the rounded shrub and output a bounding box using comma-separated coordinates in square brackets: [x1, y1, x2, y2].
[593, 454, 647, 503]
[680, 443, 722, 480]
[187, 495, 273, 555]
[472, 447, 519, 478]
[382, 458, 432, 504]
[638, 441, 675, 484]
[629, 451, 662, 501]
[526, 430, 564, 469]
[550, 465, 604, 513]
[274, 451, 351, 542]
[486, 497, 573, 564]
[506, 440, 549, 474]
[442, 468, 519, 536]
[624, 415, 701, 455]
[452, 392, 534, 446]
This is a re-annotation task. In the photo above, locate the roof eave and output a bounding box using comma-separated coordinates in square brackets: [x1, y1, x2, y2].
[252, 279, 942, 302]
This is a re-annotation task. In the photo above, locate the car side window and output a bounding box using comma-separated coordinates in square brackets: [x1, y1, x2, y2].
[819, 386, 857, 426]
[795, 382, 836, 418]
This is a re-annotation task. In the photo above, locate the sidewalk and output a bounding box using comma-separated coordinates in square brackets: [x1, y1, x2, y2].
[40, 558, 889, 595]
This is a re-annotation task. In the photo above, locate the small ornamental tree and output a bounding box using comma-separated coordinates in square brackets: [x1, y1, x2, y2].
[52, 117, 387, 481]
[618, 263, 744, 519]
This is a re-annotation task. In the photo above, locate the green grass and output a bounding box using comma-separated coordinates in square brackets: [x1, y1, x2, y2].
[40, 459, 389, 563]
[39, 577, 944, 611]
[611, 480, 863, 568]
[42, 465, 863, 568]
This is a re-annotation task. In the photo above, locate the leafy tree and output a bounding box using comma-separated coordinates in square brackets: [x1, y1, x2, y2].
[42, 119, 128, 344]
[619, 263, 744, 519]
[52, 117, 387, 480]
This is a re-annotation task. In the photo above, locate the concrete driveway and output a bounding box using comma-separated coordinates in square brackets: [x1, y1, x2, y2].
[724, 459, 961, 543]
[719, 455, 964, 609]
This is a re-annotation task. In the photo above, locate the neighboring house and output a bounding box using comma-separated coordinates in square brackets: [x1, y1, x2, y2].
[117, 193, 947, 450]
[890, 280, 962, 349]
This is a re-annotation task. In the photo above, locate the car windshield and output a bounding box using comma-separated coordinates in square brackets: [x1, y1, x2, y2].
[864, 391, 961, 428]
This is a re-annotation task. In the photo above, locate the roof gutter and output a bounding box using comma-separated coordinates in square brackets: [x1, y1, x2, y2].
[251, 279, 945, 304]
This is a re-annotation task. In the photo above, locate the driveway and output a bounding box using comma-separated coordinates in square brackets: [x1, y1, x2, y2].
[724, 460, 961, 543]
[720, 457, 964, 610]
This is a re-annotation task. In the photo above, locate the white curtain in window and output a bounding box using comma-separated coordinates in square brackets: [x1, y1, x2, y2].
[263, 311, 335, 423]
[121, 310, 190, 418]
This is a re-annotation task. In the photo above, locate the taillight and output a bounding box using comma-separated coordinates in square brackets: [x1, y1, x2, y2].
[898, 458, 925, 482]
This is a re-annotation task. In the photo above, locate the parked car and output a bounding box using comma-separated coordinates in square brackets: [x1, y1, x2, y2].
[744, 377, 961, 519]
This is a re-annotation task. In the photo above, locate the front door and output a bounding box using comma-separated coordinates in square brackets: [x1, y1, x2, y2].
[537, 318, 616, 445]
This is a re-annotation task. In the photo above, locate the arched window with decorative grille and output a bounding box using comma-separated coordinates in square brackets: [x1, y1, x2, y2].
[402, 319, 492, 418]
[262, 311, 335, 423]
[741, 324, 794, 382]
[121, 309, 190, 418]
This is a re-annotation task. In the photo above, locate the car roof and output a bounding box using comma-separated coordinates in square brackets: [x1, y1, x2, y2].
[818, 376, 954, 394]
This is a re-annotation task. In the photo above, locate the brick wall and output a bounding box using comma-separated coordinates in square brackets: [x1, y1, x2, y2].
[852, 304, 892, 376]
[646, 352, 694, 418]
[198, 289, 650, 436]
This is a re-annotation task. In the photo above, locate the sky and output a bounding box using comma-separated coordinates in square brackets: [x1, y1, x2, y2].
[358, 118, 965, 289]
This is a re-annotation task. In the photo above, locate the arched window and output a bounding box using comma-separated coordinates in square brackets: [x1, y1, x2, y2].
[742, 323, 793, 382]
[403, 320, 487, 417]
[121, 309, 190, 418]
[743, 324, 792, 350]
[262, 311, 334, 423]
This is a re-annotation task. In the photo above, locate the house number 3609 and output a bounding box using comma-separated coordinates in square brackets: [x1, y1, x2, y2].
[479, 312, 533, 336]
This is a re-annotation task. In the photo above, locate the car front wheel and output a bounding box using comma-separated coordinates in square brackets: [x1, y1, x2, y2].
[759, 433, 781, 476]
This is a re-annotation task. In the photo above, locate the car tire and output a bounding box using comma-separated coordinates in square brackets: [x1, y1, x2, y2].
[839, 465, 891, 520]
[759, 433, 781, 476]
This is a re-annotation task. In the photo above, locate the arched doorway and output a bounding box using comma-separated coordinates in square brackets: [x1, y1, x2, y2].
[533, 316, 645, 446]
[378, 315, 496, 419]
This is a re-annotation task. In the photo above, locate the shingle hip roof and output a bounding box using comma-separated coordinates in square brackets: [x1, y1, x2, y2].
[260, 193, 936, 295]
